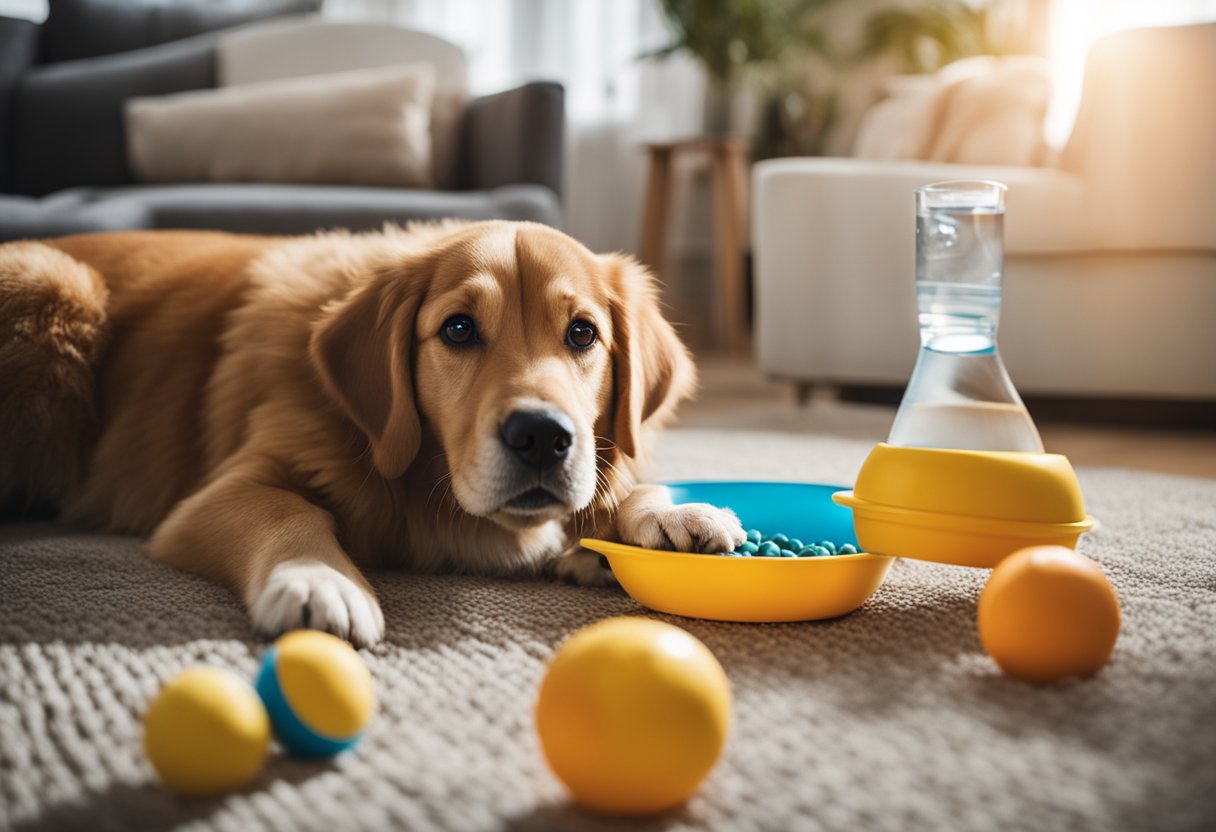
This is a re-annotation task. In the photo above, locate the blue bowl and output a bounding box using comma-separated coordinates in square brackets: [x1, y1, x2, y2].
[666, 480, 860, 549]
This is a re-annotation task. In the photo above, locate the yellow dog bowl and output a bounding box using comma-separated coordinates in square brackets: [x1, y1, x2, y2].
[832, 444, 1095, 569]
[580, 482, 894, 623]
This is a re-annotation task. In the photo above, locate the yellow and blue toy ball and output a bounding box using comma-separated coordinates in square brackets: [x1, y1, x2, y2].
[255, 630, 375, 758]
[143, 666, 270, 796]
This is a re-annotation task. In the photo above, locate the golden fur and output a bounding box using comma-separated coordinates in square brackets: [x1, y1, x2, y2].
[0, 221, 744, 645]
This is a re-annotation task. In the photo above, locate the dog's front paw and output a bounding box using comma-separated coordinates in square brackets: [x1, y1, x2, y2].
[621, 500, 747, 554]
[248, 559, 385, 648]
[554, 549, 619, 587]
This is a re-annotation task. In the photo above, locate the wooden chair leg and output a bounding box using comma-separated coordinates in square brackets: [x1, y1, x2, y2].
[639, 149, 673, 277]
[712, 149, 747, 351]
[793, 382, 814, 407]
[728, 146, 750, 347]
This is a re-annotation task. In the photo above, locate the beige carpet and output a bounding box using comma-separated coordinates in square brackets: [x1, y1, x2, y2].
[2, 429, 1214, 832]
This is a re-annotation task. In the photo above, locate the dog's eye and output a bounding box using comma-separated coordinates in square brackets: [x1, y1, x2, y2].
[566, 320, 597, 350]
[441, 314, 478, 347]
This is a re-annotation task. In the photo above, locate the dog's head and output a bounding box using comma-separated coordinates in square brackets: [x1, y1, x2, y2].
[311, 221, 694, 528]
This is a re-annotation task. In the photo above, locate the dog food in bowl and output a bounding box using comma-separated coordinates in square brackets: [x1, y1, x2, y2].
[721, 529, 858, 558]
[580, 482, 894, 622]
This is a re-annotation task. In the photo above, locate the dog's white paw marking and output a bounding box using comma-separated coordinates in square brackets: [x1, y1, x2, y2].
[555, 549, 619, 587]
[623, 502, 747, 554]
[248, 559, 385, 647]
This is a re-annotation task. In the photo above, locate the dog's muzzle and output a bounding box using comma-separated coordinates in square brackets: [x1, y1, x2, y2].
[497, 407, 580, 515]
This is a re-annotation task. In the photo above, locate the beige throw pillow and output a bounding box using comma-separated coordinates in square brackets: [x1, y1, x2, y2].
[126, 63, 437, 188]
[853, 56, 1052, 167]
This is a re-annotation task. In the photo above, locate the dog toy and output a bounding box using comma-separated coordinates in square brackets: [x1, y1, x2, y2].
[256, 630, 375, 758]
[978, 545, 1120, 682]
[536, 617, 731, 815]
[143, 667, 270, 796]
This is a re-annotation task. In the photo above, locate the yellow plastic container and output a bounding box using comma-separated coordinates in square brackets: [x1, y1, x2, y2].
[580, 539, 893, 623]
[581, 481, 894, 622]
[832, 444, 1094, 568]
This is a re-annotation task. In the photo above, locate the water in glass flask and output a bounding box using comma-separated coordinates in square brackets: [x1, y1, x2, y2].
[888, 181, 1044, 452]
[916, 205, 1004, 353]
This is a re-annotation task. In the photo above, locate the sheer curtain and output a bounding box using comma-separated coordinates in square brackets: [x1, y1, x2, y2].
[324, 0, 704, 254]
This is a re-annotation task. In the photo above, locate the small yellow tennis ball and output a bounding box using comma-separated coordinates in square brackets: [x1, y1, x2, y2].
[536, 617, 731, 815]
[143, 667, 270, 796]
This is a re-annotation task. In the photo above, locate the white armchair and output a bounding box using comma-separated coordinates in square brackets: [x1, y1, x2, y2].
[752, 23, 1216, 402]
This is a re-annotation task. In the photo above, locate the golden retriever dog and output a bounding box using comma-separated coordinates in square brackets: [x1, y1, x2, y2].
[0, 221, 744, 646]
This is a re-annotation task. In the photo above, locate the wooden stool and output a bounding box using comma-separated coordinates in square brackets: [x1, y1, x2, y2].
[639, 138, 749, 351]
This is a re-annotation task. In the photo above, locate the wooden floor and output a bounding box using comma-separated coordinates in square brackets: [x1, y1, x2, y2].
[676, 352, 1216, 480]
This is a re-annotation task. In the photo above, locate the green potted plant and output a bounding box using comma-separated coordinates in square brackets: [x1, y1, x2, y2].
[647, 0, 834, 135]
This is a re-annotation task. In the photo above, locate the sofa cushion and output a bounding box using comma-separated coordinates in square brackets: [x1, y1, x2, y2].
[113, 183, 564, 232]
[215, 20, 470, 189]
[853, 56, 1053, 167]
[42, 0, 321, 63]
[126, 64, 437, 188]
[0, 192, 150, 242]
[0, 183, 562, 241]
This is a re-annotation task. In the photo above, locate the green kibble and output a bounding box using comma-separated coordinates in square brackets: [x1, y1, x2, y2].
[797, 546, 817, 557]
[780, 548, 797, 558]
[739, 541, 759, 555]
[758, 541, 780, 557]
[770, 533, 790, 548]
[812, 545, 831, 557]
[816, 540, 838, 555]
[787, 538, 804, 552]
[746, 529, 762, 545]
[838, 543, 858, 555]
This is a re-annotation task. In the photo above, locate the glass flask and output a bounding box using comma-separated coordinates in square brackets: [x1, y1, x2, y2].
[887, 180, 1044, 452]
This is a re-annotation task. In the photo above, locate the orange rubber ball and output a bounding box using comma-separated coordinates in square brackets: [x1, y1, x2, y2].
[978, 545, 1121, 682]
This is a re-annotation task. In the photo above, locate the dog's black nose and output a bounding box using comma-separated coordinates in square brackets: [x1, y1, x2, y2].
[500, 409, 575, 469]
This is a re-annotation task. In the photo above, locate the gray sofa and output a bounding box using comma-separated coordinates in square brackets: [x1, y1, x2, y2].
[0, 0, 564, 242]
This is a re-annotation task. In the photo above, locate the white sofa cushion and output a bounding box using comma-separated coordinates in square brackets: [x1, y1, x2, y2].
[854, 56, 1053, 168]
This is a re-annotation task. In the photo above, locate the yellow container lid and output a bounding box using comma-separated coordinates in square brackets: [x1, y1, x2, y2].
[832, 444, 1095, 568]
[853, 444, 1086, 522]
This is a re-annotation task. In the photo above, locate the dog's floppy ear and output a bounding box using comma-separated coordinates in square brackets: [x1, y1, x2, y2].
[607, 254, 697, 459]
[311, 268, 425, 479]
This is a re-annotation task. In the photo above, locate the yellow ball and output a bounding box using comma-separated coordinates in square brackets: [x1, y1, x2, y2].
[979, 546, 1121, 682]
[536, 617, 731, 815]
[144, 667, 270, 796]
[257, 630, 375, 757]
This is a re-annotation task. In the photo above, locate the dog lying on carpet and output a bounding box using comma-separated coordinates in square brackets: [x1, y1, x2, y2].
[0, 221, 744, 646]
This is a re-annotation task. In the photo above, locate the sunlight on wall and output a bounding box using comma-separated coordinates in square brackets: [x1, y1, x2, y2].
[1046, 0, 1216, 147]
[0, 0, 46, 22]
[324, 0, 700, 254]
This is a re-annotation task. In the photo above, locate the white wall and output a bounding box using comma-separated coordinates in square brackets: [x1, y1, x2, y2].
[0, 0, 45, 21]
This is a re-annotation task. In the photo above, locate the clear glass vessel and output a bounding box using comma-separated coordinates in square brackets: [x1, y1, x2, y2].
[887, 181, 1044, 452]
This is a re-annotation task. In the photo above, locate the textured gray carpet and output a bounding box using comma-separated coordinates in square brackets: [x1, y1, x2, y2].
[2, 429, 1215, 832]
